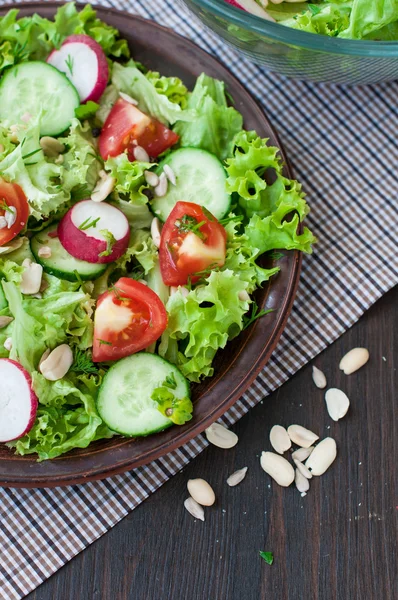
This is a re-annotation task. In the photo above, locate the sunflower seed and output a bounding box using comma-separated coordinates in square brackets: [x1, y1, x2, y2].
[293, 458, 313, 479]
[325, 388, 350, 421]
[0, 216, 7, 229]
[226, 467, 248, 487]
[269, 425, 291, 454]
[0, 237, 24, 255]
[134, 145, 150, 163]
[40, 136, 65, 157]
[119, 91, 138, 105]
[38, 246, 52, 259]
[260, 451, 295, 487]
[295, 468, 310, 493]
[38, 348, 51, 369]
[238, 290, 250, 302]
[163, 164, 176, 185]
[154, 172, 168, 197]
[39, 344, 73, 381]
[184, 497, 205, 521]
[91, 173, 115, 203]
[205, 423, 238, 449]
[187, 478, 215, 506]
[150, 217, 161, 248]
[291, 446, 314, 461]
[287, 425, 319, 448]
[0, 316, 13, 329]
[312, 365, 327, 389]
[5, 206, 16, 229]
[20, 259, 43, 295]
[305, 438, 337, 476]
[339, 347, 369, 375]
[3, 337, 12, 351]
[144, 170, 159, 187]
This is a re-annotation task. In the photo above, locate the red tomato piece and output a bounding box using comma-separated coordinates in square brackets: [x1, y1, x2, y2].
[159, 202, 227, 287]
[0, 179, 29, 246]
[99, 98, 179, 161]
[92, 278, 167, 362]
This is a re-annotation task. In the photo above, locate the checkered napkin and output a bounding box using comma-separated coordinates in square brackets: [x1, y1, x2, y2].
[1, 1, 398, 598]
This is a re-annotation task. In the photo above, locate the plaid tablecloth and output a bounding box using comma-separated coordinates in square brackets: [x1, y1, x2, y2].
[1, 1, 398, 598]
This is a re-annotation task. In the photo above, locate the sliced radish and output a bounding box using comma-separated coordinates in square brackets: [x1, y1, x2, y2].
[0, 359, 38, 443]
[58, 200, 130, 264]
[47, 34, 109, 103]
[224, 0, 275, 20]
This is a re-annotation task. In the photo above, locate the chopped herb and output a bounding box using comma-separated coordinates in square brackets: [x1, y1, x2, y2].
[269, 251, 284, 261]
[259, 551, 273, 565]
[0, 199, 13, 214]
[22, 147, 41, 160]
[109, 285, 130, 301]
[201, 206, 215, 222]
[71, 184, 90, 201]
[98, 339, 112, 346]
[73, 270, 83, 285]
[175, 214, 206, 240]
[70, 349, 98, 375]
[98, 229, 116, 257]
[75, 101, 100, 120]
[24, 161, 38, 166]
[78, 216, 101, 231]
[219, 214, 243, 226]
[242, 302, 274, 330]
[308, 4, 321, 16]
[65, 54, 74, 76]
[164, 372, 177, 390]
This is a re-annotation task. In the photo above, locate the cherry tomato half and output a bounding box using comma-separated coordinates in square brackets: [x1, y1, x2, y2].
[92, 278, 167, 362]
[0, 178, 29, 246]
[159, 201, 227, 287]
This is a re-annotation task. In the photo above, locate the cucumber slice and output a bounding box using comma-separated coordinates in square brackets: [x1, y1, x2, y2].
[97, 353, 190, 437]
[151, 148, 231, 222]
[0, 62, 80, 137]
[31, 225, 107, 282]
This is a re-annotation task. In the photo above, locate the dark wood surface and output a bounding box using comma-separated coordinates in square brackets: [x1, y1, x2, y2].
[26, 286, 397, 600]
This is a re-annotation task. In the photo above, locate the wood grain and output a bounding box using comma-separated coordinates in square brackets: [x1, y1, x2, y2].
[26, 287, 398, 600]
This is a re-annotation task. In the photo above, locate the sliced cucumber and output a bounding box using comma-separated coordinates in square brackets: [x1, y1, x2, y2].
[151, 148, 231, 222]
[0, 62, 80, 137]
[97, 353, 190, 437]
[31, 225, 107, 282]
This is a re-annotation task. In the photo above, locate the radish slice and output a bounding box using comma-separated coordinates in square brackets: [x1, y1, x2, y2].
[47, 34, 109, 103]
[224, 0, 275, 20]
[0, 359, 38, 443]
[58, 200, 130, 264]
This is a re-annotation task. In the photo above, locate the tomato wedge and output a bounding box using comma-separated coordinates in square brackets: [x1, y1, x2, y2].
[99, 98, 179, 161]
[92, 278, 167, 362]
[159, 201, 227, 287]
[0, 179, 29, 246]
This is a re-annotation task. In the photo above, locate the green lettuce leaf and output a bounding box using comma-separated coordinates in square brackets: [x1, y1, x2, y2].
[151, 385, 193, 425]
[114, 229, 158, 275]
[174, 73, 243, 161]
[59, 118, 102, 195]
[112, 62, 195, 125]
[340, 0, 398, 39]
[105, 153, 152, 205]
[163, 270, 251, 382]
[146, 71, 189, 109]
[278, 3, 352, 37]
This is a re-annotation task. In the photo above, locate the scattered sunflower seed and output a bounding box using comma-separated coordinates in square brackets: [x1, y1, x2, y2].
[0, 316, 13, 329]
[20, 259, 43, 295]
[38, 246, 52, 259]
[339, 347, 369, 375]
[226, 467, 248, 487]
[187, 478, 215, 506]
[205, 423, 238, 449]
[287, 424, 319, 448]
[119, 91, 138, 105]
[312, 365, 327, 389]
[154, 172, 168, 197]
[144, 170, 159, 187]
[3, 337, 12, 351]
[91, 173, 115, 203]
[269, 425, 291, 454]
[238, 290, 250, 302]
[293, 458, 313, 480]
[260, 451, 295, 487]
[295, 468, 310, 493]
[0, 237, 25, 255]
[5, 206, 16, 229]
[291, 446, 314, 462]
[184, 497, 205, 521]
[325, 388, 350, 421]
[150, 217, 161, 248]
[134, 145, 150, 163]
[305, 437, 337, 476]
[40, 136, 65, 157]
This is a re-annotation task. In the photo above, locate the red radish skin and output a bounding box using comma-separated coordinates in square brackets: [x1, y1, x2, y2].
[0, 359, 38, 443]
[223, 0, 274, 18]
[58, 200, 130, 264]
[47, 34, 109, 103]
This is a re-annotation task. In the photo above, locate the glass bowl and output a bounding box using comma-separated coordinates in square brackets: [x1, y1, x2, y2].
[180, 0, 398, 85]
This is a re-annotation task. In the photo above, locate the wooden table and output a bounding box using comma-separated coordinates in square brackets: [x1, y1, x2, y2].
[27, 287, 397, 600]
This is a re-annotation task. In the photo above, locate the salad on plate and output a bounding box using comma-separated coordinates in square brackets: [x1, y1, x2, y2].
[0, 3, 314, 460]
[225, 0, 398, 40]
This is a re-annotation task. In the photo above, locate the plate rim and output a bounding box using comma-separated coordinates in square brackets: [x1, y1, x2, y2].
[0, 1, 302, 487]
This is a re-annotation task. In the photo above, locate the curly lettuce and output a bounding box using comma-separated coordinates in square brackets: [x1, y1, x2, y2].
[105, 153, 152, 205]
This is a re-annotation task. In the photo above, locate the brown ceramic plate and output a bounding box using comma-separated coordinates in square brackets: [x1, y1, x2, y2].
[0, 2, 301, 487]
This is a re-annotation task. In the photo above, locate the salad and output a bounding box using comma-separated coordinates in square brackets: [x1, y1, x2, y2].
[224, 0, 398, 40]
[0, 3, 314, 461]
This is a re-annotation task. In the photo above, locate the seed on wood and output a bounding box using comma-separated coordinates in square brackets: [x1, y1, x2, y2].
[269, 425, 291, 454]
[226, 467, 248, 487]
[205, 423, 238, 449]
[187, 478, 215, 506]
[287, 424, 319, 448]
[312, 365, 327, 389]
[325, 388, 350, 421]
[339, 348, 369, 375]
[184, 497, 205, 521]
[305, 438, 337, 476]
[260, 451, 295, 487]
